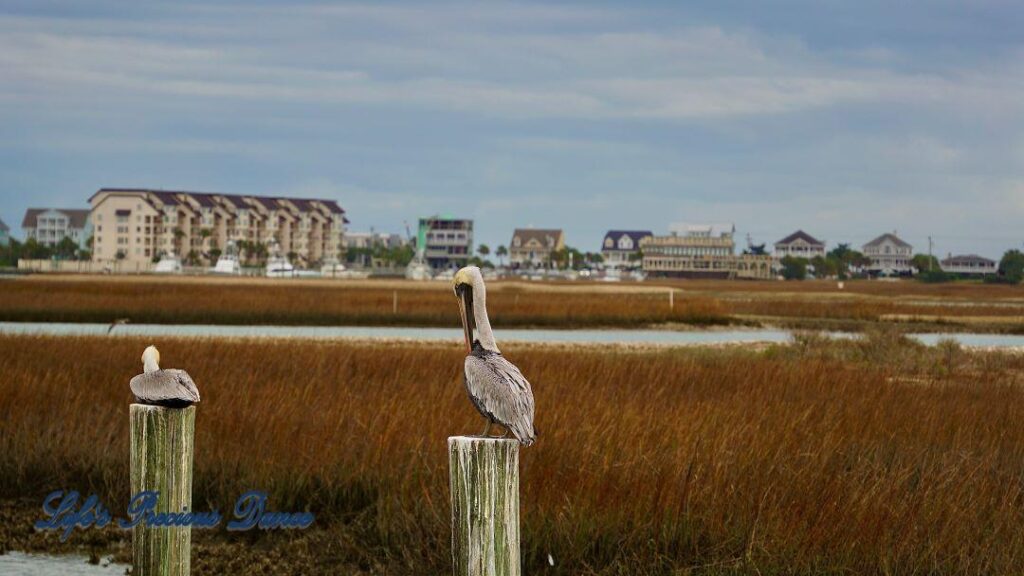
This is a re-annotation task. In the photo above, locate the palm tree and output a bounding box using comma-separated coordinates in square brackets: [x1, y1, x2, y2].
[172, 228, 185, 254]
[478, 244, 490, 258]
[496, 245, 507, 267]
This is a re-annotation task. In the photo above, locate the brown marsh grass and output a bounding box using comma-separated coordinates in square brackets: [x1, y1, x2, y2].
[2, 275, 1024, 330]
[2, 333, 1024, 573]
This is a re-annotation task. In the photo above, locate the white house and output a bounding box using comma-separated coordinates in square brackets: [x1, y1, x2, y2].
[774, 230, 826, 260]
[863, 232, 913, 276]
[601, 230, 652, 269]
[940, 254, 996, 276]
[22, 208, 92, 250]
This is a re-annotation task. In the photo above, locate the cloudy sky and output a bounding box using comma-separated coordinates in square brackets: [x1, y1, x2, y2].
[2, 1, 1022, 257]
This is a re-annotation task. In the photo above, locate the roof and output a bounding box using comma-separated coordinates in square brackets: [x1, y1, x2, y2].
[941, 254, 995, 265]
[669, 223, 734, 237]
[512, 228, 564, 248]
[603, 230, 652, 247]
[864, 232, 911, 249]
[252, 197, 279, 210]
[150, 191, 181, 206]
[222, 195, 250, 209]
[189, 193, 218, 208]
[775, 230, 824, 247]
[22, 208, 90, 229]
[90, 188, 345, 213]
[288, 198, 313, 212]
[0, 218, 7, 232]
[319, 200, 346, 215]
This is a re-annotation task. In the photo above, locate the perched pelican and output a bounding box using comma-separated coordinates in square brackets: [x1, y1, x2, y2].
[453, 266, 536, 446]
[129, 346, 200, 408]
[107, 318, 130, 334]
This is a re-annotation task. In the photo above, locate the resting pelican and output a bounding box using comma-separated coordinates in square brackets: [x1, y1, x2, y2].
[453, 266, 536, 446]
[129, 346, 201, 407]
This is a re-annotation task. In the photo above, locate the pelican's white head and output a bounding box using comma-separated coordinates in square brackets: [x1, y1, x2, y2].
[452, 266, 498, 353]
[452, 265, 482, 292]
[142, 345, 161, 373]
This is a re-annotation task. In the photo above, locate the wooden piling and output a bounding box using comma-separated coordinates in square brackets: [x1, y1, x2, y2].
[448, 436, 520, 576]
[393, 290, 398, 314]
[669, 289, 674, 310]
[130, 404, 195, 576]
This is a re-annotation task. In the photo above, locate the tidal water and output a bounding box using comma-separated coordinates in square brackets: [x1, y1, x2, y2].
[0, 322, 1022, 348]
[0, 552, 126, 575]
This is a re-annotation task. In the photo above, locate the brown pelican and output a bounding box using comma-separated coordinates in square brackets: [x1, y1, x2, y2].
[129, 346, 201, 408]
[453, 266, 536, 446]
[107, 318, 130, 334]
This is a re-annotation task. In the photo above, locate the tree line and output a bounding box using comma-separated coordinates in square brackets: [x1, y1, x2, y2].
[779, 244, 1024, 284]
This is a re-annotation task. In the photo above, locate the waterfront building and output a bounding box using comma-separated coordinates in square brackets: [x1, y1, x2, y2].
[601, 230, 652, 269]
[940, 254, 997, 276]
[417, 215, 473, 270]
[509, 228, 565, 268]
[641, 223, 772, 279]
[88, 188, 348, 266]
[21, 208, 91, 249]
[773, 230, 826, 260]
[344, 231, 407, 250]
[862, 232, 913, 276]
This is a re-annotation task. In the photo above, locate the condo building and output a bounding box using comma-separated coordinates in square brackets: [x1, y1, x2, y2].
[89, 188, 348, 266]
[417, 215, 473, 270]
[641, 224, 772, 280]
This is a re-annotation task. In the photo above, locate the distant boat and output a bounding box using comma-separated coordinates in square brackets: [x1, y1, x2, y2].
[320, 258, 347, 277]
[265, 253, 295, 278]
[405, 261, 432, 281]
[210, 242, 241, 275]
[433, 268, 455, 282]
[265, 240, 298, 278]
[153, 253, 183, 274]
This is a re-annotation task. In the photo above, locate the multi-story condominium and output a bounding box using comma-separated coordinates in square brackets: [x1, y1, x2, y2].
[774, 230, 825, 260]
[862, 232, 913, 276]
[89, 188, 348, 266]
[940, 254, 996, 276]
[641, 224, 772, 279]
[0, 218, 8, 246]
[22, 208, 92, 249]
[509, 228, 565, 269]
[417, 216, 473, 270]
[601, 230, 652, 269]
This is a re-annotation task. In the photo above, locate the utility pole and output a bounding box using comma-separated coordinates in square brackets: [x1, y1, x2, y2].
[928, 236, 934, 271]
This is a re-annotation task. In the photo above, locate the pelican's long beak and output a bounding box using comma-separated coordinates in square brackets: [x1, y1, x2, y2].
[456, 284, 475, 354]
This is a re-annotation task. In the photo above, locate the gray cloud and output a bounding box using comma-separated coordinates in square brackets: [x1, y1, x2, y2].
[0, 1, 1022, 257]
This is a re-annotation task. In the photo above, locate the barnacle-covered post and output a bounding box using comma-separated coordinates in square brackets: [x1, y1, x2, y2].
[448, 436, 520, 576]
[130, 404, 195, 575]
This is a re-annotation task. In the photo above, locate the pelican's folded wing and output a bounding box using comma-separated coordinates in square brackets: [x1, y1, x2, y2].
[130, 370, 200, 405]
[465, 353, 536, 446]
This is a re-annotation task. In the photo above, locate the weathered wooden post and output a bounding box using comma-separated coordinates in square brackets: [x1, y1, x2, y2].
[448, 436, 520, 576]
[669, 289, 674, 310]
[130, 404, 195, 575]
[393, 290, 398, 314]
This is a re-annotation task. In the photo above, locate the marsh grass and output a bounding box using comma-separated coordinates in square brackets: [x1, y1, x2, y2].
[0, 278, 730, 327]
[3, 277, 1024, 332]
[3, 334, 1024, 573]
